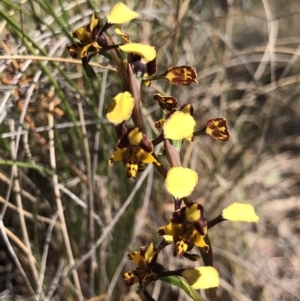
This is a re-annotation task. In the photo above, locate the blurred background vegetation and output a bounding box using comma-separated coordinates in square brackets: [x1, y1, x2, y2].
[0, 0, 299, 300]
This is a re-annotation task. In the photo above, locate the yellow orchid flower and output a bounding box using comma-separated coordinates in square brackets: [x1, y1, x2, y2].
[109, 127, 161, 178]
[123, 243, 158, 286]
[158, 202, 209, 257]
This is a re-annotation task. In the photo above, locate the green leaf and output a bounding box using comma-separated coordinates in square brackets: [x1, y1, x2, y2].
[160, 276, 206, 301]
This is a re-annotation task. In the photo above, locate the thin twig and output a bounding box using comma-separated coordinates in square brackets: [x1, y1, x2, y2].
[44, 258, 64, 301]
[9, 119, 39, 289]
[0, 55, 116, 71]
[48, 99, 83, 300]
[0, 119, 100, 139]
[77, 95, 95, 295]
[0, 220, 37, 298]
[36, 212, 59, 301]
[0, 195, 60, 227]
[4, 226, 36, 265]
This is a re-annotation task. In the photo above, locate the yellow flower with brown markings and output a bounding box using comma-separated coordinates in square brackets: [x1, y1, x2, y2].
[123, 243, 158, 286]
[67, 3, 140, 77]
[158, 202, 209, 257]
[109, 127, 161, 178]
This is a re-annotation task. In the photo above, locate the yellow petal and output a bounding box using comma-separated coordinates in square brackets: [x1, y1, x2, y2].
[185, 203, 201, 223]
[127, 251, 146, 268]
[191, 231, 209, 250]
[222, 202, 259, 222]
[175, 239, 188, 255]
[107, 2, 139, 24]
[119, 43, 156, 63]
[115, 27, 130, 43]
[181, 267, 219, 289]
[89, 11, 101, 32]
[105, 91, 135, 125]
[128, 127, 143, 146]
[72, 28, 91, 43]
[165, 167, 198, 199]
[162, 235, 174, 244]
[158, 222, 183, 237]
[163, 111, 195, 140]
[109, 148, 130, 165]
[144, 243, 156, 263]
[180, 103, 194, 116]
[136, 149, 161, 165]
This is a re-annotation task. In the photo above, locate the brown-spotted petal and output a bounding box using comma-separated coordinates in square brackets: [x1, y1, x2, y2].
[205, 118, 231, 141]
[126, 160, 139, 178]
[128, 251, 147, 268]
[154, 93, 178, 116]
[175, 239, 189, 256]
[163, 66, 198, 86]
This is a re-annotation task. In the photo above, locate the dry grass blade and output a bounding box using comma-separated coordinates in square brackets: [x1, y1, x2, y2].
[47, 99, 83, 300]
[9, 120, 39, 288]
[36, 212, 59, 300]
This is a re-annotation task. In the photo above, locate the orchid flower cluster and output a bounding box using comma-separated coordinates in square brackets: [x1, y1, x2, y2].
[67, 3, 259, 300]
